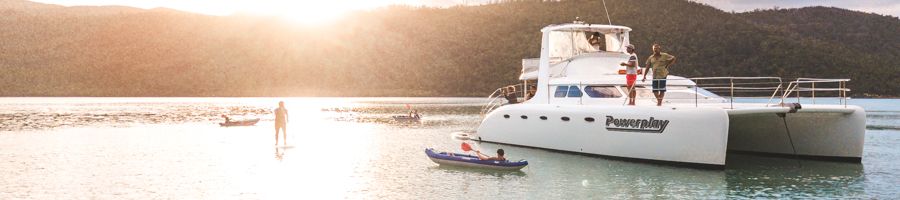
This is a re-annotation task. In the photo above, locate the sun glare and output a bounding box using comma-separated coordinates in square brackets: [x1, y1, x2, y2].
[33, 0, 416, 25]
[239, 1, 353, 25]
[204, 0, 410, 25]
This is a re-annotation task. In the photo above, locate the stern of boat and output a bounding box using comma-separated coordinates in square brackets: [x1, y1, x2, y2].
[726, 105, 866, 161]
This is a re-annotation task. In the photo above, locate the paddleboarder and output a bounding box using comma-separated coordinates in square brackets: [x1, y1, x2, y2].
[274, 101, 289, 146]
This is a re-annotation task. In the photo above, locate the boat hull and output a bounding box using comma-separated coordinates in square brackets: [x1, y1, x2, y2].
[476, 104, 730, 166]
[726, 105, 865, 161]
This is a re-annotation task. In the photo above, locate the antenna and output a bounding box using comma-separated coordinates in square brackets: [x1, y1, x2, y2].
[602, 0, 612, 25]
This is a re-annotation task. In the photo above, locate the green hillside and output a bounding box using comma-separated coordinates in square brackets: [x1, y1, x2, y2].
[0, 0, 897, 97]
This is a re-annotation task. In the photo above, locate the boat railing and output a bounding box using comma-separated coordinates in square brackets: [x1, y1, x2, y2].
[687, 77, 783, 108]
[782, 78, 851, 107]
[480, 84, 527, 117]
[482, 77, 850, 114]
[683, 77, 850, 108]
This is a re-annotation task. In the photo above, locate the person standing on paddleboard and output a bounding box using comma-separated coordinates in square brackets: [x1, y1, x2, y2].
[274, 101, 289, 146]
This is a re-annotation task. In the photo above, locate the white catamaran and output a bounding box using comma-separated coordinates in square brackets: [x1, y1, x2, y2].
[475, 22, 865, 168]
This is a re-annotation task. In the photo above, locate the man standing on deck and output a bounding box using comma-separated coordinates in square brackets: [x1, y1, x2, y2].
[619, 44, 639, 105]
[274, 101, 289, 146]
[642, 44, 677, 106]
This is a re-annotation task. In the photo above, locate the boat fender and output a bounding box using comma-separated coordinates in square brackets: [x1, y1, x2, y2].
[787, 103, 801, 113]
[776, 102, 802, 113]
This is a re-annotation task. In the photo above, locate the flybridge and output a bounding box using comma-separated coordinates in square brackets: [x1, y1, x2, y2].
[604, 116, 670, 133]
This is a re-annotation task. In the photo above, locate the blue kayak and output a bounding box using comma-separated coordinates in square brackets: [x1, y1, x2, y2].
[425, 148, 528, 170]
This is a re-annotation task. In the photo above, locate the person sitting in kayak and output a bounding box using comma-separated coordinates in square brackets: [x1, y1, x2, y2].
[221, 114, 232, 123]
[476, 149, 506, 161]
[408, 109, 420, 119]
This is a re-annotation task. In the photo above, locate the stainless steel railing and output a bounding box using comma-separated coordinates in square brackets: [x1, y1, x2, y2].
[480, 76, 852, 116]
[782, 78, 851, 107]
[480, 84, 528, 117]
[688, 77, 783, 108]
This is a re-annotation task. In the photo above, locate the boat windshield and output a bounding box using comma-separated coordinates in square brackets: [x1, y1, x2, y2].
[548, 30, 628, 61]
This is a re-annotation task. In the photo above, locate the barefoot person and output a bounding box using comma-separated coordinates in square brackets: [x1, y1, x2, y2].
[642, 44, 676, 106]
[274, 101, 289, 146]
[619, 44, 639, 105]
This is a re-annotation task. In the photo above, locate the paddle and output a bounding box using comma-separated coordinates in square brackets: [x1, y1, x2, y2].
[461, 142, 473, 151]
[461, 142, 487, 157]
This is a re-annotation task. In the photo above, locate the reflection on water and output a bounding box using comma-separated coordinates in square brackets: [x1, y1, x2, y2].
[0, 97, 897, 199]
[724, 154, 865, 198]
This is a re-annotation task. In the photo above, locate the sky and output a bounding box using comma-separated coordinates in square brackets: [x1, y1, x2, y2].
[30, 0, 900, 24]
[691, 0, 900, 16]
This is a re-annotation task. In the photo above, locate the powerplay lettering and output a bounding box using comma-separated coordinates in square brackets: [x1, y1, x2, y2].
[604, 116, 670, 133]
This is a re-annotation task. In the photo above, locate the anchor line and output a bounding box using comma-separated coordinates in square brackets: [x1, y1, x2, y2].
[781, 114, 801, 167]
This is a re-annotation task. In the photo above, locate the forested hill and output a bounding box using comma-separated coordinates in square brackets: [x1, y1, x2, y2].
[1, 0, 898, 97]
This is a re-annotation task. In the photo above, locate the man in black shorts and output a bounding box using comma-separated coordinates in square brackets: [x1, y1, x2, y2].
[642, 44, 676, 106]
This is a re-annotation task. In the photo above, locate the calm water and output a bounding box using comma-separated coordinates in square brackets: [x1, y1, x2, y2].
[1, 97, 898, 199]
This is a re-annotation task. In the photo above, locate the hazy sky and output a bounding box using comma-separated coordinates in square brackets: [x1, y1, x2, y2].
[691, 0, 900, 16]
[30, 0, 900, 23]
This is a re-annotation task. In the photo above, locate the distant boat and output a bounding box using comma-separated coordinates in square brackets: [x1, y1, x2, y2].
[391, 115, 421, 123]
[219, 118, 260, 127]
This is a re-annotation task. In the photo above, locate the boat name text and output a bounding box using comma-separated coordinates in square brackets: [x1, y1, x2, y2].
[605, 116, 670, 133]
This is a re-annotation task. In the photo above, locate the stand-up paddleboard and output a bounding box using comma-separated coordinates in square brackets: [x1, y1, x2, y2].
[219, 118, 260, 127]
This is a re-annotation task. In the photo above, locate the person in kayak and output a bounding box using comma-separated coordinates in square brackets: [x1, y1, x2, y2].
[274, 101, 289, 146]
[409, 109, 420, 119]
[476, 149, 506, 161]
[221, 114, 232, 123]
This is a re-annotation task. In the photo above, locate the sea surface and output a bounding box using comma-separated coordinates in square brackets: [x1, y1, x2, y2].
[1, 97, 898, 199]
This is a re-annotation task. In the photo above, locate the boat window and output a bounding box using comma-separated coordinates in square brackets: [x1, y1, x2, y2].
[548, 29, 629, 60]
[584, 86, 622, 98]
[554, 86, 569, 97]
[567, 85, 583, 97]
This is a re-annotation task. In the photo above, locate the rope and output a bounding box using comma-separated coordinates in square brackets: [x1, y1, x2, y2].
[781, 114, 802, 168]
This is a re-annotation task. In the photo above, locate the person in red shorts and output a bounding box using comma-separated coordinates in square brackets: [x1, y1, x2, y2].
[619, 44, 639, 105]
